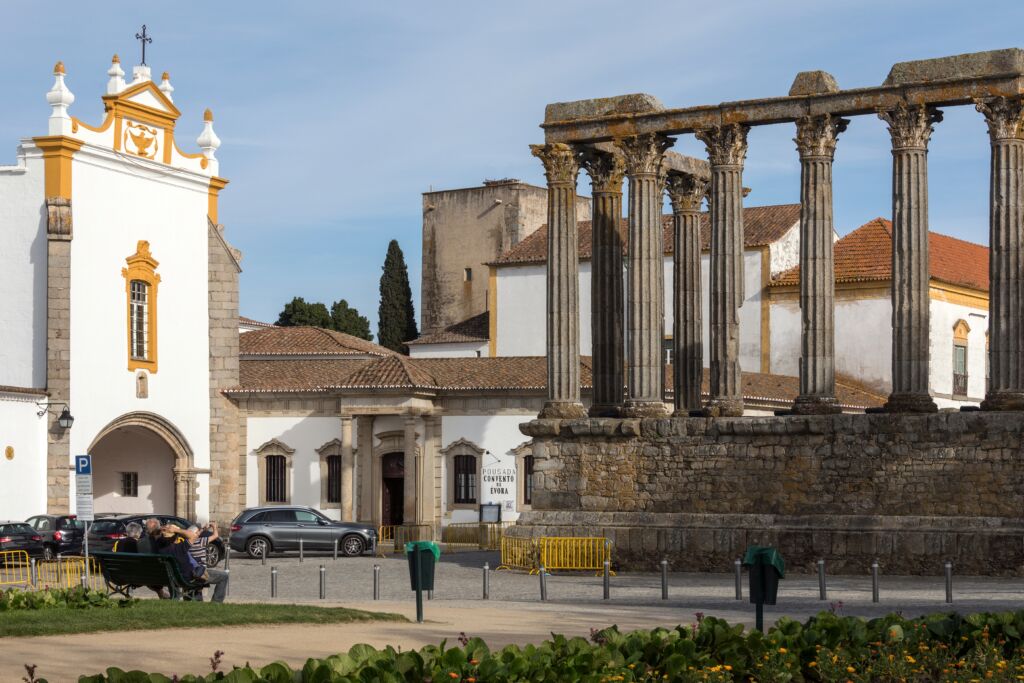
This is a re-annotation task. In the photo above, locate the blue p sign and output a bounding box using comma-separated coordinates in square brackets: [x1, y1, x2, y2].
[75, 455, 92, 475]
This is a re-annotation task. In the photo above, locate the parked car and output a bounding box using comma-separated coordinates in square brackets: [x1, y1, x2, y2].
[229, 506, 376, 559]
[86, 513, 226, 566]
[0, 521, 45, 559]
[25, 514, 85, 559]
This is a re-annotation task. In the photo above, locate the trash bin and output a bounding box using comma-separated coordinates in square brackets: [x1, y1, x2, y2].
[406, 540, 440, 592]
[742, 545, 785, 606]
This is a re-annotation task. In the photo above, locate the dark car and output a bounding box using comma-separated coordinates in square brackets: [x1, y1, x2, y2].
[0, 521, 45, 559]
[87, 513, 226, 566]
[25, 514, 85, 559]
[229, 506, 376, 559]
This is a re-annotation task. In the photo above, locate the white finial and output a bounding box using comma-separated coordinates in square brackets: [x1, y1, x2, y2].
[106, 54, 126, 94]
[197, 108, 221, 160]
[159, 71, 174, 101]
[46, 61, 75, 135]
[131, 64, 152, 84]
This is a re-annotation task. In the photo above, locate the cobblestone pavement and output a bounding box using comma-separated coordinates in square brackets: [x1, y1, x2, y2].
[222, 549, 1024, 623]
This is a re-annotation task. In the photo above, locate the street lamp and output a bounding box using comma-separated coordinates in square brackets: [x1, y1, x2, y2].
[36, 401, 75, 429]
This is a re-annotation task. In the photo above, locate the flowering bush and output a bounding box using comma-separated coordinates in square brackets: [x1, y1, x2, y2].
[71, 609, 1024, 681]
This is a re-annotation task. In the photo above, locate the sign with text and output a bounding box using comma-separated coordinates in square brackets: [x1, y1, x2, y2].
[74, 454, 94, 521]
[481, 465, 516, 508]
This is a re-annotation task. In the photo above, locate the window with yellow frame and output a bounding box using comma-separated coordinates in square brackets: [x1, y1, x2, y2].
[122, 240, 160, 373]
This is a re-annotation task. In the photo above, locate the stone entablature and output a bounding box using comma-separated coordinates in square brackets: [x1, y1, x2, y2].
[514, 411, 1024, 575]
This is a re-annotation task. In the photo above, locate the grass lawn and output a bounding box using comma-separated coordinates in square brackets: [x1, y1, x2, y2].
[0, 601, 406, 638]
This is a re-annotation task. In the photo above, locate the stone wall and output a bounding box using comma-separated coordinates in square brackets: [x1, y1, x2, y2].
[514, 412, 1024, 575]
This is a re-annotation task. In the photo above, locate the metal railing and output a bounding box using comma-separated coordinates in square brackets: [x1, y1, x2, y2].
[0, 550, 31, 587]
[441, 522, 513, 552]
[496, 536, 539, 573]
[538, 537, 613, 575]
[34, 556, 104, 590]
[376, 524, 435, 556]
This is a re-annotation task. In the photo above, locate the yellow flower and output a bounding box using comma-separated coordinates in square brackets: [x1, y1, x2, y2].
[808, 662, 817, 668]
[905, 655, 916, 664]
[779, 647, 788, 654]
[847, 666, 856, 673]
[724, 665, 732, 671]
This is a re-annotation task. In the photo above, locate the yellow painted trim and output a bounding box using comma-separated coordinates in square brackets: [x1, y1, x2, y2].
[771, 280, 891, 303]
[930, 281, 988, 310]
[759, 247, 771, 373]
[488, 266, 498, 357]
[953, 319, 971, 343]
[122, 240, 160, 374]
[172, 137, 209, 169]
[101, 81, 181, 127]
[32, 136, 83, 199]
[208, 176, 229, 224]
[71, 112, 114, 135]
[113, 115, 123, 152]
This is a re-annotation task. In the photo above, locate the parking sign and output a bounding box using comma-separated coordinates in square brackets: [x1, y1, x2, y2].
[75, 454, 94, 521]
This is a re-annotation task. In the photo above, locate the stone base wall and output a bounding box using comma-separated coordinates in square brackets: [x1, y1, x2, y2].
[513, 412, 1024, 575]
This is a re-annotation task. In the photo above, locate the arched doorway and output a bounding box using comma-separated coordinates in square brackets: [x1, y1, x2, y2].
[381, 452, 404, 526]
[88, 412, 195, 519]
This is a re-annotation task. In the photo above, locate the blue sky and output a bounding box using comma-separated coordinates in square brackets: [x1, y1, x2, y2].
[1, 2, 1021, 330]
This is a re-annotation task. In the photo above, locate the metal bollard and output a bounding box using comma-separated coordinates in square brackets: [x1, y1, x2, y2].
[603, 560, 610, 600]
[224, 544, 231, 570]
[30, 558, 37, 587]
[223, 568, 230, 600]
[262, 549, 267, 566]
[482, 562, 490, 600]
[945, 561, 953, 603]
[871, 559, 880, 603]
[319, 565, 326, 600]
[270, 566, 278, 598]
[818, 559, 827, 600]
[660, 559, 668, 600]
[373, 564, 381, 600]
[539, 565, 548, 601]
[333, 538, 339, 561]
[80, 572, 88, 589]
[428, 590, 433, 601]
[299, 538, 304, 563]
[734, 559, 742, 600]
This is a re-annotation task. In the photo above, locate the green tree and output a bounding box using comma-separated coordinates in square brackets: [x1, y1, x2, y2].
[377, 240, 418, 354]
[331, 299, 373, 341]
[276, 297, 332, 328]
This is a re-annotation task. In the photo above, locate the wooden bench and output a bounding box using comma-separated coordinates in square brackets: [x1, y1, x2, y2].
[92, 551, 207, 600]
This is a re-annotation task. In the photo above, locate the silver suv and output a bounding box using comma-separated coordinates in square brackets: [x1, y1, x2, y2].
[229, 506, 376, 559]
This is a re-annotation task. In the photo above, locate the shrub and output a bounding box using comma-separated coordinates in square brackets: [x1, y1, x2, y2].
[0, 587, 135, 611]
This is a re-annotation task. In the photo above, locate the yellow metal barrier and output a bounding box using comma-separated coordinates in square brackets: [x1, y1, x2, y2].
[376, 525, 434, 556]
[495, 536, 538, 573]
[34, 556, 104, 590]
[538, 537, 614, 575]
[0, 550, 31, 587]
[442, 522, 514, 551]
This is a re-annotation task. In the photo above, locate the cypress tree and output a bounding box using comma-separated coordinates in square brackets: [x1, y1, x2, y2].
[331, 299, 373, 341]
[377, 240, 418, 354]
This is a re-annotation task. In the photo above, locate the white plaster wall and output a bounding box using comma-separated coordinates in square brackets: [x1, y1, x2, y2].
[0, 393, 47, 519]
[440, 414, 528, 524]
[495, 264, 554, 357]
[409, 342, 488, 358]
[929, 299, 988, 403]
[0, 148, 47, 388]
[768, 223, 802, 277]
[245, 416, 344, 518]
[65, 145, 214, 520]
[92, 427, 175, 514]
[768, 299, 801, 377]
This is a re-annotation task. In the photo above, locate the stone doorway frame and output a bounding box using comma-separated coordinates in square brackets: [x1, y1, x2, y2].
[88, 411, 198, 520]
[372, 430, 419, 527]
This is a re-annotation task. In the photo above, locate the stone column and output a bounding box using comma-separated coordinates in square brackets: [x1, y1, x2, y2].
[791, 114, 849, 414]
[977, 97, 1024, 411]
[578, 148, 626, 417]
[340, 415, 354, 520]
[665, 171, 708, 414]
[878, 103, 941, 413]
[403, 415, 417, 525]
[615, 133, 674, 417]
[530, 143, 586, 419]
[45, 197, 72, 513]
[356, 415, 374, 523]
[695, 124, 749, 417]
[418, 414, 440, 528]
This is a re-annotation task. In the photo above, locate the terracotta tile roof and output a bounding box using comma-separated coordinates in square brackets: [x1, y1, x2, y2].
[489, 204, 799, 266]
[0, 385, 48, 396]
[770, 218, 989, 291]
[239, 316, 273, 328]
[408, 312, 490, 345]
[239, 326, 394, 357]
[664, 367, 886, 409]
[236, 359, 369, 392]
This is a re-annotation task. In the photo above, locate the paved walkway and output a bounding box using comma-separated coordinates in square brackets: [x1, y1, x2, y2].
[6, 552, 1024, 680]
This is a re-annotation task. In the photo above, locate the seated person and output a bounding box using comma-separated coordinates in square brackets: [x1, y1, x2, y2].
[186, 522, 229, 603]
[112, 522, 143, 553]
[156, 524, 228, 603]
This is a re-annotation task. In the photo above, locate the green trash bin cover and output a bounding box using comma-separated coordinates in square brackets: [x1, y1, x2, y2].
[741, 545, 785, 578]
[405, 540, 441, 562]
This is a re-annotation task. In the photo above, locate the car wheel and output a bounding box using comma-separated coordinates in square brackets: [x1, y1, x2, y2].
[206, 543, 222, 567]
[246, 536, 271, 559]
[42, 545, 55, 561]
[341, 535, 365, 557]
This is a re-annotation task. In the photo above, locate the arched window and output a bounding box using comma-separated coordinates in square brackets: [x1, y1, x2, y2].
[454, 454, 477, 505]
[953, 320, 970, 398]
[122, 240, 160, 373]
[441, 438, 485, 510]
[326, 456, 342, 503]
[316, 439, 346, 510]
[255, 438, 294, 505]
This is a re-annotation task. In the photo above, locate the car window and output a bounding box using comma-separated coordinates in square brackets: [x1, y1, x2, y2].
[295, 511, 320, 523]
[37, 518, 52, 531]
[266, 510, 296, 523]
[246, 512, 267, 523]
[90, 521, 123, 534]
[2, 523, 33, 534]
[58, 517, 84, 530]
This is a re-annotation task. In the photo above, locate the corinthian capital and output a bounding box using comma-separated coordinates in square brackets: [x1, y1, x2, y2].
[577, 147, 625, 194]
[878, 102, 943, 150]
[975, 96, 1024, 141]
[695, 123, 750, 166]
[794, 114, 849, 159]
[664, 172, 709, 214]
[530, 142, 579, 185]
[613, 133, 674, 176]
